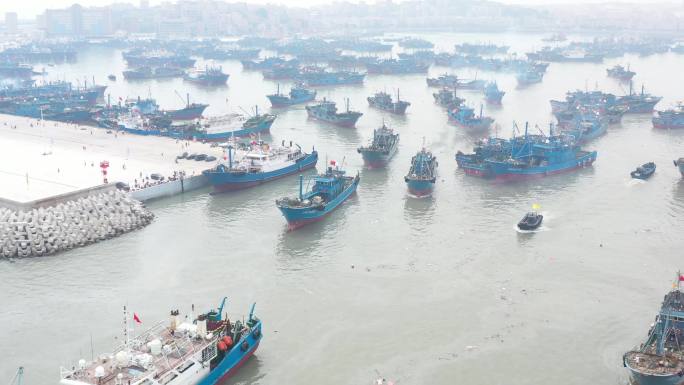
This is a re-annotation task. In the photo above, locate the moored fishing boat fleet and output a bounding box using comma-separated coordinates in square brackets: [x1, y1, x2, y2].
[4, 32, 684, 385]
[1, 33, 684, 234]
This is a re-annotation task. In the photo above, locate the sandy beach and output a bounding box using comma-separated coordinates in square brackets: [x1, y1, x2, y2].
[0, 114, 225, 202]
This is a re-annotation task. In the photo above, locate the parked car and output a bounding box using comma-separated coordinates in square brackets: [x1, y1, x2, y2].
[115, 182, 130, 191]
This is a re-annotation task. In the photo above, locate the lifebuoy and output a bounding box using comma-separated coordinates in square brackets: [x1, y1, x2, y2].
[241, 341, 249, 352]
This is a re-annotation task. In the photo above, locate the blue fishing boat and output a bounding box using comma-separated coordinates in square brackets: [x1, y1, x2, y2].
[172, 110, 276, 141]
[606, 64, 635, 81]
[675, 158, 684, 176]
[484, 82, 505, 104]
[263, 66, 300, 80]
[455, 123, 597, 181]
[433, 88, 464, 108]
[367, 90, 410, 114]
[357, 123, 400, 168]
[630, 162, 656, 179]
[448, 104, 494, 130]
[561, 113, 608, 143]
[297, 68, 365, 86]
[267, 84, 316, 107]
[0, 62, 35, 79]
[241, 57, 296, 71]
[306, 98, 362, 128]
[404, 147, 437, 197]
[516, 69, 544, 85]
[454, 42, 509, 55]
[204, 142, 318, 192]
[623, 273, 684, 385]
[399, 38, 434, 49]
[275, 162, 360, 230]
[184, 65, 230, 86]
[426, 74, 459, 88]
[117, 109, 276, 141]
[60, 298, 262, 385]
[653, 104, 684, 129]
[366, 59, 429, 74]
[162, 94, 209, 120]
[456, 78, 487, 90]
[619, 83, 662, 113]
[123, 66, 185, 80]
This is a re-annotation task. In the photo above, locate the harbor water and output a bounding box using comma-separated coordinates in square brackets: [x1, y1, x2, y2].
[2, 32, 684, 384]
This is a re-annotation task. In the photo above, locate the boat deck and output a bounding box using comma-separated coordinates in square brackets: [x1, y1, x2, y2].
[624, 351, 684, 376]
[61, 321, 218, 385]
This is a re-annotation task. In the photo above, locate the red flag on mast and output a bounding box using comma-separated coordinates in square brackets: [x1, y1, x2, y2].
[133, 313, 142, 324]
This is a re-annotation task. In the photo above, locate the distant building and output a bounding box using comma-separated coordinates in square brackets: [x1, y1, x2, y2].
[43, 4, 112, 36]
[4, 12, 18, 34]
[44, 8, 73, 35]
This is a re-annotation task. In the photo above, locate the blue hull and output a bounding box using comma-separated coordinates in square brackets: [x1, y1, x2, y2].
[359, 149, 396, 168]
[205, 152, 318, 191]
[466, 151, 597, 180]
[171, 118, 275, 141]
[626, 365, 684, 385]
[196, 321, 263, 385]
[267, 94, 316, 107]
[119, 118, 275, 141]
[405, 179, 434, 197]
[564, 124, 607, 144]
[278, 176, 359, 229]
[164, 104, 208, 120]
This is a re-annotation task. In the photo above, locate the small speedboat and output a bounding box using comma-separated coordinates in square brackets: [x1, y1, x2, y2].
[518, 212, 543, 230]
[630, 162, 656, 179]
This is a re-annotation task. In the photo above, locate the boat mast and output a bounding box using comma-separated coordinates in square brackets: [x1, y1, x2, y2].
[123, 305, 129, 347]
[10, 367, 23, 385]
[299, 175, 303, 200]
[228, 144, 233, 169]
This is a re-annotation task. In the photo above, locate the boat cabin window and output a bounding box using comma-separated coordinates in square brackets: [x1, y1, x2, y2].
[177, 361, 194, 373]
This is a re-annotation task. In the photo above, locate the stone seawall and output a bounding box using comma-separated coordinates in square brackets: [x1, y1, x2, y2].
[0, 190, 153, 258]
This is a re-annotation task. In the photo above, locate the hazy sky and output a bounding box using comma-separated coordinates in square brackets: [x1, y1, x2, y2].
[4, 0, 673, 19]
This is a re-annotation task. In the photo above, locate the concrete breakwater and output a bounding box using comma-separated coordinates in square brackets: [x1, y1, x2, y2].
[0, 190, 153, 258]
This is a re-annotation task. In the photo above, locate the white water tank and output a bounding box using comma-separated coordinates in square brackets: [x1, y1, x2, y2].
[197, 317, 207, 339]
[78, 359, 87, 370]
[94, 366, 105, 378]
[115, 351, 130, 367]
[147, 339, 162, 356]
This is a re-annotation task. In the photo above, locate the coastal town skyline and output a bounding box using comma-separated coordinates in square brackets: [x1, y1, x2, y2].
[5, 0, 680, 19]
